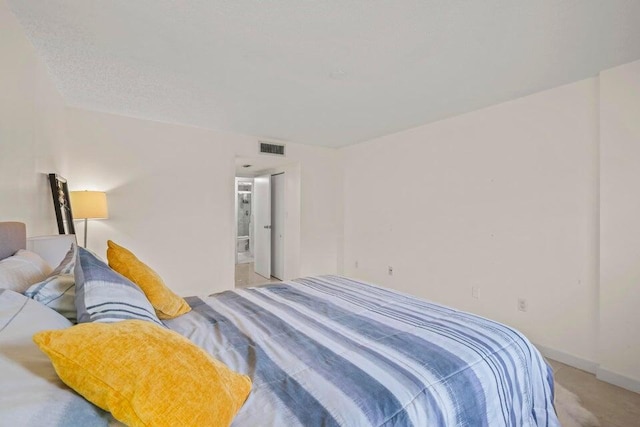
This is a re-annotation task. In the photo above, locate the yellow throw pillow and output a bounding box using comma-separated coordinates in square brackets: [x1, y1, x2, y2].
[33, 320, 252, 427]
[107, 240, 191, 319]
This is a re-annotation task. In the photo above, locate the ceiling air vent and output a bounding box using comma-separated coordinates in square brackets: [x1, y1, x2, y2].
[259, 141, 285, 156]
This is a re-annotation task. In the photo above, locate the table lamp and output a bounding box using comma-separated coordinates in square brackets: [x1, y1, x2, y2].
[69, 191, 109, 248]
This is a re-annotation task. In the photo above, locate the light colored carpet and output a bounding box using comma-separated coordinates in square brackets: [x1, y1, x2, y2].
[555, 383, 600, 427]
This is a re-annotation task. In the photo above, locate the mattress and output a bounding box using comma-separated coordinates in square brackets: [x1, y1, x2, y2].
[164, 275, 559, 426]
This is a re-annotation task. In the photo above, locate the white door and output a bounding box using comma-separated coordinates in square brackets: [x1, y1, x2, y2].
[271, 173, 285, 280]
[253, 174, 271, 279]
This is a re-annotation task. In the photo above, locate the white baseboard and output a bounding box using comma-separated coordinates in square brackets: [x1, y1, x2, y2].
[596, 367, 640, 394]
[534, 343, 640, 394]
[534, 343, 599, 374]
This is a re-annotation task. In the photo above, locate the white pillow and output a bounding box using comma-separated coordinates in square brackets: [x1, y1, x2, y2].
[0, 289, 111, 426]
[25, 243, 78, 322]
[0, 250, 53, 293]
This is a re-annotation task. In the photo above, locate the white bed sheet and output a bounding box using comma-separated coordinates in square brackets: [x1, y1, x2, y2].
[0, 289, 110, 427]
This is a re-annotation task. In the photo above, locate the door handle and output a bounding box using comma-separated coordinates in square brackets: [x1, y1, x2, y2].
[264, 225, 271, 229]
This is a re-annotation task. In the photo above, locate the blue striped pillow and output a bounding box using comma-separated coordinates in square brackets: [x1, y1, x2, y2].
[25, 243, 78, 322]
[74, 247, 163, 326]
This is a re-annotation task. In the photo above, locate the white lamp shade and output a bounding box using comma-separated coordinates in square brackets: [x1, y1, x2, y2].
[70, 191, 109, 220]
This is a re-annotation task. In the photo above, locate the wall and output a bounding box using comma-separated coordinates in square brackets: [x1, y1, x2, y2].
[247, 144, 343, 278]
[341, 79, 600, 368]
[1, 1, 342, 296]
[62, 108, 342, 296]
[599, 59, 640, 391]
[0, 0, 66, 236]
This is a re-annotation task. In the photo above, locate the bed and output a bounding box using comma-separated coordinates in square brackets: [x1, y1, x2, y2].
[0, 222, 559, 426]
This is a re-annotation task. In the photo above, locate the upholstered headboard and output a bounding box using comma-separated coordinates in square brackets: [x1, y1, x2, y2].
[0, 222, 27, 261]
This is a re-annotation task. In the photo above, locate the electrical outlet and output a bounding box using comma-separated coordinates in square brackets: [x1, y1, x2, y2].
[518, 298, 527, 312]
[388, 266, 393, 276]
[355, 260, 358, 268]
[472, 286, 479, 299]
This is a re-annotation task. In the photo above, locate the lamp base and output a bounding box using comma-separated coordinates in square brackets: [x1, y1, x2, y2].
[83, 218, 88, 248]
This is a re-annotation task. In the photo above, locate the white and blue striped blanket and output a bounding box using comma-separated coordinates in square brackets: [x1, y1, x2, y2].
[165, 275, 559, 427]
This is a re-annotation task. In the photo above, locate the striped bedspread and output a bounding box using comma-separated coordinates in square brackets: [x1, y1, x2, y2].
[165, 276, 559, 427]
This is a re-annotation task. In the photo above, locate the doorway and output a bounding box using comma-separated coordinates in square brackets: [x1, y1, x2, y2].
[234, 156, 301, 288]
[235, 178, 254, 264]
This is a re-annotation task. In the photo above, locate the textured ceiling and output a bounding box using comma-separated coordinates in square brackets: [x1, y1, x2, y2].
[8, 1, 640, 147]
